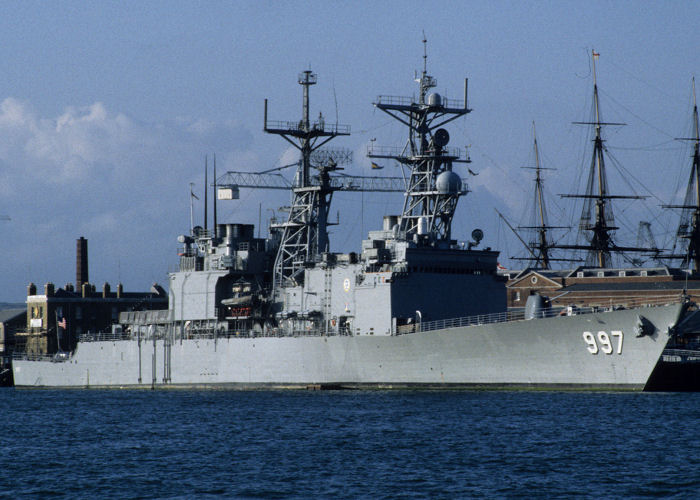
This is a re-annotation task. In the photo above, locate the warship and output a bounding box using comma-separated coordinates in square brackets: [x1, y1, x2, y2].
[13, 48, 691, 390]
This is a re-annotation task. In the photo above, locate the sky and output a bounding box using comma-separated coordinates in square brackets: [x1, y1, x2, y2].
[1, 1, 699, 302]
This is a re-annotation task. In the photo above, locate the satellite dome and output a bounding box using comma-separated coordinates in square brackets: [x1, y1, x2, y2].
[436, 171, 462, 194]
[427, 93, 442, 107]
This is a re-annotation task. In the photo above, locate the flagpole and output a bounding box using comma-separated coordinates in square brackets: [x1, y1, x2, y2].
[54, 310, 61, 353]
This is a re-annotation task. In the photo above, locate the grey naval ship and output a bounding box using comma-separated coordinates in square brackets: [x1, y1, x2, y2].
[13, 52, 692, 390]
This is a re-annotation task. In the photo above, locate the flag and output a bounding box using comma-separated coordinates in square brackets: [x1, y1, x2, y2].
[371, 162, 384, 170]
[497, 263, 507, 270]
[58, 317, 67, 329]
[592, 51, 600, 60]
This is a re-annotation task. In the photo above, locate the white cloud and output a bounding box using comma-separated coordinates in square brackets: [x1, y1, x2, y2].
[0, 97, 264, 302]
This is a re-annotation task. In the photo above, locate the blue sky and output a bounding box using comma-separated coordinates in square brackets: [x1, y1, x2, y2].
[1, 1, 699, 301]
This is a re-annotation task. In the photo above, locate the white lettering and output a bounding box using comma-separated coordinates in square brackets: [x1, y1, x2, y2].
[598, 331, 613, 354]
[583, 331, 598, 354]
[584, 330, 624, 355]
[611, 330, 623, 354]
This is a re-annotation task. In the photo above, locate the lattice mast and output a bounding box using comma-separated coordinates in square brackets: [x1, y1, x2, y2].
[559, 50, 646, 268]
[663, 78, 700, 271]
[369, 38, 470, 243]
[264, 70, 350, 289]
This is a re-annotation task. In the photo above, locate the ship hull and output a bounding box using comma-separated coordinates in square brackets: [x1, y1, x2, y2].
[13, 304, 683, 390]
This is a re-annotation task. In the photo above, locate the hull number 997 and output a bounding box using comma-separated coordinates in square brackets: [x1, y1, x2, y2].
[582, 330, 623, 354]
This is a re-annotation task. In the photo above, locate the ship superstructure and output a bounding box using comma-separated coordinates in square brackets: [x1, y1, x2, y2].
[267, 55, 503, 335]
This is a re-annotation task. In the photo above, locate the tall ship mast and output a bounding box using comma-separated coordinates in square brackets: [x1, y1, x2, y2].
[664, 78, 700, 272]
[509, 123, 569, 269]
[559, 50, 649, 268]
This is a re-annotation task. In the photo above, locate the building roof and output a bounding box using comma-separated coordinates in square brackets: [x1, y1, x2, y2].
[0, 308, 25, 323]
[561, 281, 697, 292]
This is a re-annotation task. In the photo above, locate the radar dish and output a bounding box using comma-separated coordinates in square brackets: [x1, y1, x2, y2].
[434, 128, 450, 147]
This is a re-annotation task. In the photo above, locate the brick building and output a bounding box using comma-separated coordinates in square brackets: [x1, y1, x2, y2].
[505, 266, 700, 310]
[14, 237, 168, 356]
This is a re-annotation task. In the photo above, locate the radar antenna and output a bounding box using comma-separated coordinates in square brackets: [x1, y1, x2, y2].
[218, 71, 407, 297]
[262, 70, 351, 290]
[370, 37, 471, 243]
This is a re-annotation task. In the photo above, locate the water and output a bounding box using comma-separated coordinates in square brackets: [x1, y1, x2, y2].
[1, 389, 699, 499]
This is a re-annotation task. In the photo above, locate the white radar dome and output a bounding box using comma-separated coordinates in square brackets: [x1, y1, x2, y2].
[436, 171, 462, 194]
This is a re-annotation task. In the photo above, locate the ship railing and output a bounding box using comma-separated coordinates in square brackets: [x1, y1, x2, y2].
[375, 95, 466, 109]
[265, 119, 350, 135]
[12, 351, 71, 362]
[661, 348, 700, 361]
[119, 309, 171, 325]
[367, 143, 465, 161]
[413, 293, 684, 334]
[78, 331, 131, 342]
[410, 310, 524, 334]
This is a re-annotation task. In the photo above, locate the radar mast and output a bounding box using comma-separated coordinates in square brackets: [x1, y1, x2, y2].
[369, 37, 471, 244]
[264, 70, 350, 291]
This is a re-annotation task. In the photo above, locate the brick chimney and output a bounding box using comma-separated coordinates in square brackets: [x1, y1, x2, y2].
[76, 237, 89, 287]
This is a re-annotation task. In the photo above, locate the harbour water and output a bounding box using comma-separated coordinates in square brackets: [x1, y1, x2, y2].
[2, 389, 698, 498]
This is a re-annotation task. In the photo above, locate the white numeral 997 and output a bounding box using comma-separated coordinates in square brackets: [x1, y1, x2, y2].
[583, 330, 623, 355]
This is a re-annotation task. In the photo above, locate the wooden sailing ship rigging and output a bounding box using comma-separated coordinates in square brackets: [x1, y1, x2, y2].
[507, 50, 656, 270]
[663, 78, 700, 272]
